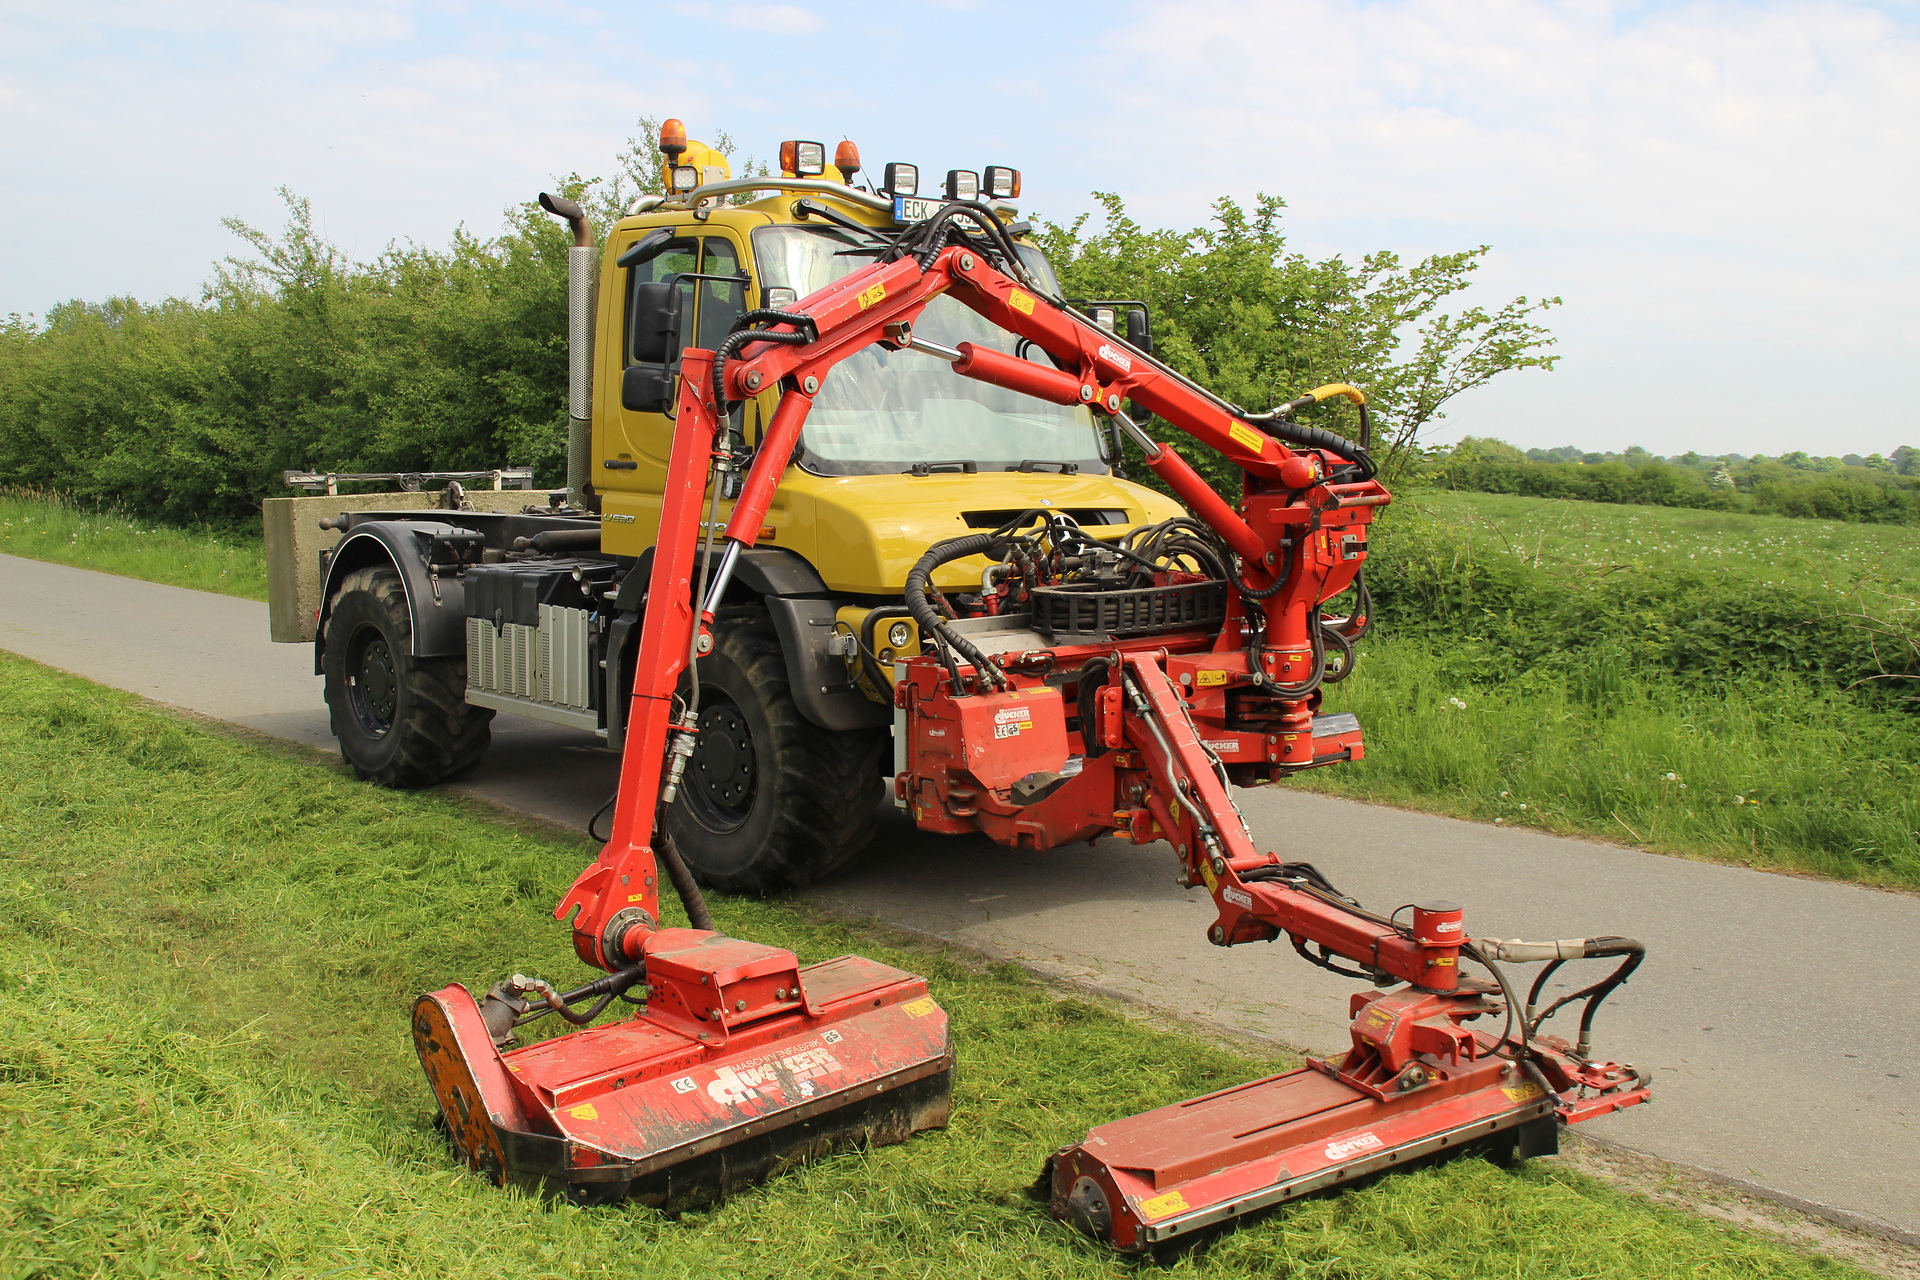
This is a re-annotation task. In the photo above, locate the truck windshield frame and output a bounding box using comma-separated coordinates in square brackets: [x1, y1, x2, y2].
[751, 224, 1110, 478]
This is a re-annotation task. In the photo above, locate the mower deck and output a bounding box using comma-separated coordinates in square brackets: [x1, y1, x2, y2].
[1047, 1047, 1564, 1252]
[415, 946, 952, 1207]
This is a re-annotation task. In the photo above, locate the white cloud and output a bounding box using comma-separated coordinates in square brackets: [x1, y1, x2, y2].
[0, 1, 712, 311]
[1078, 0, 1920, 452]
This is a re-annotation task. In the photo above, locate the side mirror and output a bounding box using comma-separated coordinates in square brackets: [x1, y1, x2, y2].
[622, 364, 676, 415]
[1125, 306, 1154, 356]
[628, 281, 683, 365]
[616, 228, 676, 269]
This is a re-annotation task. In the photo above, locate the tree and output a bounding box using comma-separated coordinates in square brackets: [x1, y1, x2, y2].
[1034, 192, 1559, 488]
[1451, 436, 1526, 463]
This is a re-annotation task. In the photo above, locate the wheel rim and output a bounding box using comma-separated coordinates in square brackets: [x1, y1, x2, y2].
[684, 694, 756, 832]
[345, 623, 399, 738]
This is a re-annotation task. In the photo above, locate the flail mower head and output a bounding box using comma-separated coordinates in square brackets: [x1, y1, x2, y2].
[414, 930, 952, 1208]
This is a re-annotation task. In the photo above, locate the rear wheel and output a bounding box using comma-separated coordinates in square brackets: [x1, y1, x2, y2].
[665, 606, 884, 894]
[323, 565, 493, 787]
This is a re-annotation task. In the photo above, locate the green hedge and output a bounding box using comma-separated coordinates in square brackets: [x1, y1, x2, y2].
[0, 195, 573, 529]
[1428, 456, 1920, 525]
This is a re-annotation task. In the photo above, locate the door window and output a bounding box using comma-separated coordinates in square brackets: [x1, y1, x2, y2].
[695, 237, 747, 353]
[620, 235, 747, 371]
[623, 237, 698, 367]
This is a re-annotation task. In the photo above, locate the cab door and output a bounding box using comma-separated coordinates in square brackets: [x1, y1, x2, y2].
[597, 229, 749, 553]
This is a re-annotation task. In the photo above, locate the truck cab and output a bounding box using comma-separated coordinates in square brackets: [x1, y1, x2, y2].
[268, 129, 1178, 894]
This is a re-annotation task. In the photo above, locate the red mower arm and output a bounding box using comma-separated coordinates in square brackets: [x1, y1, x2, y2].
[556, 239, 1388, 973]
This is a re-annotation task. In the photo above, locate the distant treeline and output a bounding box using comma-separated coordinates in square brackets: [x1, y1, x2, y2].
[1425, 438, 1920, 525]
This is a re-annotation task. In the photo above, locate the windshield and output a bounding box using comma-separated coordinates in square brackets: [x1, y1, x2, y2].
[752, 225, 1108, 476]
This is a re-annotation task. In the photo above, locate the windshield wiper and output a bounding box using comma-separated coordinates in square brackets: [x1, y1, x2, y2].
[1008, 460, 1081, 475]
[904, 460, 980, 476]
[794, 198, 898, 249]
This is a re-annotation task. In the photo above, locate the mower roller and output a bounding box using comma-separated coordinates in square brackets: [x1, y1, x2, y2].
[416, 190, 1649, 1245]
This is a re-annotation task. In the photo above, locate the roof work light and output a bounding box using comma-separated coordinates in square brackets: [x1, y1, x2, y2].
[984, 166, 1021, 199]
[944, 169, 980, 200]
[780, 140, 827, 177]
[881, 162, 919, 197]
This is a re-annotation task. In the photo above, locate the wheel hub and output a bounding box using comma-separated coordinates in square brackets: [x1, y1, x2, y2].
[690, 700, 756, 820]
[348, 629, 398, 737]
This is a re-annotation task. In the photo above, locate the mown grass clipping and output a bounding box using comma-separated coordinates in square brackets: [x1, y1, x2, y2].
[0, 654, 1869, 1279]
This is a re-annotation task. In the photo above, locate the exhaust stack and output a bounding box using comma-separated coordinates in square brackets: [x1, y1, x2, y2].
[539, 192, 597, 510]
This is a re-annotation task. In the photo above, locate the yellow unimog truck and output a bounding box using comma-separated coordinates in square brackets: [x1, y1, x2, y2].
[265, 123, 1179, 893]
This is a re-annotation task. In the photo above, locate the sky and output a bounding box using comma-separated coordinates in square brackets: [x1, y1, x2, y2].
[2, 0, 1916, 457]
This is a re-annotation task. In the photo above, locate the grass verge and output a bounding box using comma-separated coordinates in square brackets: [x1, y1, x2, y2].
[0, 488, 266, 600]
[0, 651, 1873, 1279]
[1295, 638, 1920, 889]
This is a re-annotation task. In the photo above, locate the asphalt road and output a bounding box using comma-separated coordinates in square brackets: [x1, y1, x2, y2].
[4, 551, 1916, 1239]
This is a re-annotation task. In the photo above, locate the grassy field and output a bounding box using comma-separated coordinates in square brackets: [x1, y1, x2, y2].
[1283, 489, 1920, 889]
[1414, 488, 1920, 592]
[0, 489, 267, 600]
[1293, 640, 1920, 886]
[0, 653, 1870, 1280]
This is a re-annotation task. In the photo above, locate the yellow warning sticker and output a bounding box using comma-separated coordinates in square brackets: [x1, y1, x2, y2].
[1139, 1189, 1191, 1221]
[1228, 422, 1267, 454]
[857, 282, 888, 310]
[1195, 670, 1229, 687]
[568, 1103, 599, 1121]
[902, 997, 938, 1019]
[1009, 289, 1036, 316]
[1501, 1082, 1544, 1103]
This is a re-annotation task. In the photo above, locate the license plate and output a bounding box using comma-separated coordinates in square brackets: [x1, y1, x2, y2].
[892, 195, 945, 224]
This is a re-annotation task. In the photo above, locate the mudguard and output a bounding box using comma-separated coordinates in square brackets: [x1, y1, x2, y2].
[313, 520, 482, 669]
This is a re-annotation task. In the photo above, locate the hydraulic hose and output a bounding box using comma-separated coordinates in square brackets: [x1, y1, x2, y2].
[712, 309, 820, 409]
[904, 534, 1011, 691]
[1247, 384, 1378, 478]
[1479, 935, 1646, 1058]
[657, 828, 714, 932]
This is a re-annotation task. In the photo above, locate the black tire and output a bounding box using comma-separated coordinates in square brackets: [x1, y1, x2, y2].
[322, 565, 493, 787]
[665, 605, 884, 894]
